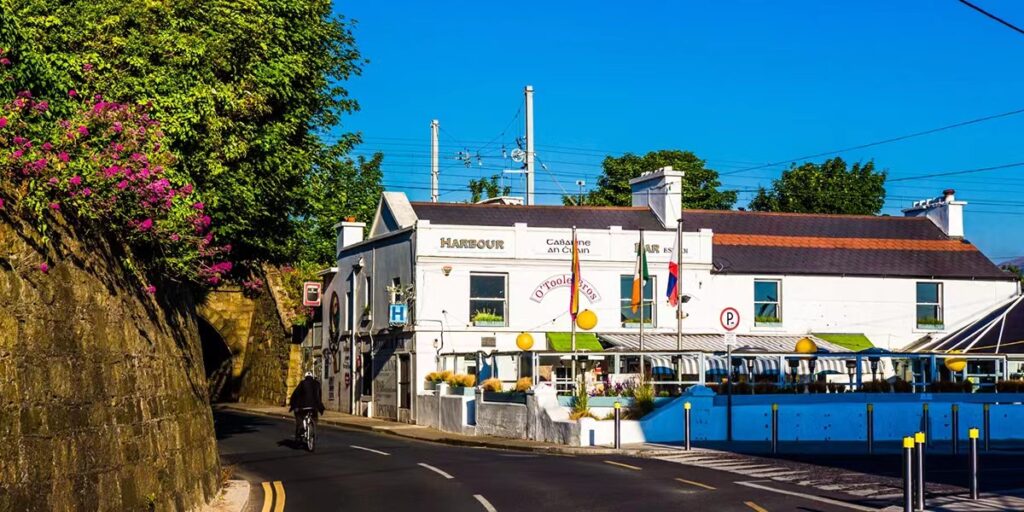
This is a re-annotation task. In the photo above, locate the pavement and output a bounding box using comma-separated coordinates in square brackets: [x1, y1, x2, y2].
[215, 407, 868, 511]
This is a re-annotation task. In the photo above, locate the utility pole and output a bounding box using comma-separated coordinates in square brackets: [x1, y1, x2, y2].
[524, 85, 535, 206]
[430, 119, 439, 203]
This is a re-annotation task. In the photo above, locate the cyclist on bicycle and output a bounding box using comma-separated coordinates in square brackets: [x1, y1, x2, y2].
[289, 371, 325, 440]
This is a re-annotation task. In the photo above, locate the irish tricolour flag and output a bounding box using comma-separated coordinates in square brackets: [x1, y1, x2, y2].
[631, 230, 649, 313]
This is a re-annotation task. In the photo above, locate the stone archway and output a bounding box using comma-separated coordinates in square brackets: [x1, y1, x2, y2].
[197, 287, 258, 402]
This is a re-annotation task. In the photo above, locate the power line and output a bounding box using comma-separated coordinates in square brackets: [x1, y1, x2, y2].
[720, 106, 1024, 176]
[958, 0, 1024, 37]
[888, 161, 1024, 182]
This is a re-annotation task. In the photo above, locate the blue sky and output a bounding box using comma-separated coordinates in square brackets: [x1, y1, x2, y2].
[333, 1, 1024, 261]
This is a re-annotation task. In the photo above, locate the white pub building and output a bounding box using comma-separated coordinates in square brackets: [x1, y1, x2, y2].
[319, 168, 1018, 421]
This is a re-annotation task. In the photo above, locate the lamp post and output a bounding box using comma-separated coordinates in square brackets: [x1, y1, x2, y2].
[808, 356, 819, 383]
[744, 356, 757, 390]
[846, 359, 858, 392]
[787, 357, 800, 388]
[869, 356, 880, 383]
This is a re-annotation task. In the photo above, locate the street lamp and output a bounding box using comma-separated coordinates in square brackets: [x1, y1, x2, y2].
[786, 357, 801, 387]
[869, 356, 880, 383]
[845, 359, 858, 391]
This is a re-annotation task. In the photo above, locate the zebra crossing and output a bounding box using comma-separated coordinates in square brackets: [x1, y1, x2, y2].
[643, 443, 1024, 511]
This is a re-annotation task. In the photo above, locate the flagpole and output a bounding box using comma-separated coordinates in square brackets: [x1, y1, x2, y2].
[639, 229, 645, 378]
[676, 216, 683, 351]
[571, 226, 578, 387]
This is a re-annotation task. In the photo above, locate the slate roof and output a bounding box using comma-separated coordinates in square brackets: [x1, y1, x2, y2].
[410, 202, 665, 230]
[408, 202, 1012, 280]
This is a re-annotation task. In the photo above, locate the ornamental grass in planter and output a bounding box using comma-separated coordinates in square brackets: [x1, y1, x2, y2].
[481, 378, 503, 393]
[996, 379, 1024, 393]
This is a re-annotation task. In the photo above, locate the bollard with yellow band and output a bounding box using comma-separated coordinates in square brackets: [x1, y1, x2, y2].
[771, 403, 779, 455]
[867, 403, 875, 455]
[683, 402, 692, 451]
[903, 436, 915, 512]
[914, 432, 926, 511]
[969, 427, 980, 500]
[613, 401, 621, 449]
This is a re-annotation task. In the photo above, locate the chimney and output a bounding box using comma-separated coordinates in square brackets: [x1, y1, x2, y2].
[629, 166, 685, 229]
[334, 216, 366, 259]
[902, 189, 966, 238]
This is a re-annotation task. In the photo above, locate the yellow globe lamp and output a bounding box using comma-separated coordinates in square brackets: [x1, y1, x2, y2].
[516, 332, 535, 351]
[795, 337, 818, 354]
[576, 309, 598, 331]
[944, 351, 968, 373]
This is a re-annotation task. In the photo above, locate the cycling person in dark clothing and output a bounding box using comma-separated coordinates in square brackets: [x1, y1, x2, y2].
[289, 371, 325, 440]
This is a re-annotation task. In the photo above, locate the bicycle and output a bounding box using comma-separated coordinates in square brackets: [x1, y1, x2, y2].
[296, 407, 317, 452]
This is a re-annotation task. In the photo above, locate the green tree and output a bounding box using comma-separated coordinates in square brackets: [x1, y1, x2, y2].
[4, 0, 378, 266]
[573, 150, 736, 209]
[467, 174, 511, 203]
[748, 157, 887, 215]
[293, 151, 383, 264]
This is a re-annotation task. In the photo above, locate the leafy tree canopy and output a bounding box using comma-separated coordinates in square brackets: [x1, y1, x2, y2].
[3, 0, 381, 267]
[573, 150, 737, 209]
[748, 157, 887, 215]
[468, 174, 511, 203]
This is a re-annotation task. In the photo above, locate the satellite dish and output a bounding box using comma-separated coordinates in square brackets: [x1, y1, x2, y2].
[510, 148, 526, 163]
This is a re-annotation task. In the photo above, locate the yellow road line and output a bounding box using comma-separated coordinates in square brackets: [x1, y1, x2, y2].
[274, 479, 286, 512]
[260, 482, 272, 512]
[744, 501, 768, 512]
[675, 477, 716, 490]
[603, 460, 642, 471]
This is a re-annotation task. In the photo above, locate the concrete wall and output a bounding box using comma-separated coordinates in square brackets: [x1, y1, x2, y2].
[415, 386, 476, 435]
[0, 216, 219, 511]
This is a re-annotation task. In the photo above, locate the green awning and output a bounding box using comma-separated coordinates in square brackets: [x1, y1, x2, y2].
[547, 332, 603, 352]
[814, 333, 874, 351]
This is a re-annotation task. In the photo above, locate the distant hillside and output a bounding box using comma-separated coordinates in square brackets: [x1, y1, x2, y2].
[1000, 256, 1024, 267]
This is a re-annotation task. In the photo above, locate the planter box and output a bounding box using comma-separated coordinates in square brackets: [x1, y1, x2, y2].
[448, 386, 476, 396]
[424, 381, 441, 391]
[483, 391, 527, 404]
[473, 320, 506, 327]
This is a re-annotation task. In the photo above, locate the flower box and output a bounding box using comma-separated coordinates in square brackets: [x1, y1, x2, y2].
[483, 391, 527, 404]
[448, 386, 476, 396]
[473, 320, 505, 327]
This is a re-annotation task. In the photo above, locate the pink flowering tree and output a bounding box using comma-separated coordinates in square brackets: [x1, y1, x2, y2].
[0, 58, 232, 286]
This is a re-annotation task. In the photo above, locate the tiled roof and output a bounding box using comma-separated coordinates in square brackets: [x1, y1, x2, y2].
[408, 202, 1012, 280]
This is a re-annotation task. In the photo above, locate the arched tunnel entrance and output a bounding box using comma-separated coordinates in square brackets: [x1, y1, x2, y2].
[198, 315, 235, 402]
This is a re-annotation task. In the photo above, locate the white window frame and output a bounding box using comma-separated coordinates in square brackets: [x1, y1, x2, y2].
[469, 272, 508, 327]
[619, 274, 656, 328]
[753, 279, 782, 326]
[915, 282, 944, 330]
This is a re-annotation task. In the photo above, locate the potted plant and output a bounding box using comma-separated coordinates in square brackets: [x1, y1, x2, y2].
[917, 317, 944, 330]
[446, 373, 477, 395]
[472, 309, 505, 327]
[424, 370, 452, 391]
[754, 315, 782, 327]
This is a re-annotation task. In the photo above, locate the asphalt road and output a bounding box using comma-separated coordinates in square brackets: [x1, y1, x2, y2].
[214, 410, 863, 512]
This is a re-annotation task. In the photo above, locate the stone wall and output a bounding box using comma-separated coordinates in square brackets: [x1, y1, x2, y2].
[235, 286, 295, 406]
[0, 214, 219, 511]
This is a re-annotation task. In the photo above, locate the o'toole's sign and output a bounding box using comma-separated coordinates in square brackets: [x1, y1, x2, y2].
[531, 274, 602, 304]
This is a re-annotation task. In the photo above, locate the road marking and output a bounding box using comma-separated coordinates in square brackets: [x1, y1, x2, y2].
[744, 501, 768, 512]
[603, 460, 642, 471]
[474, 494, 497, 512]
[350, 444, 390, 456]
[272, 481, 285, 512]
[418, 462, 455, 479]
[260, 482, 272, 512]
[736, 481, 877, 512]
[675, 478, 716, 490]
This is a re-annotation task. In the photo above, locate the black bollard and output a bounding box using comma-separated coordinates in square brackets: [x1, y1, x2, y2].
[969, 427, 980, 500]
[613, 401, 621, 449]
[903, 436, 914, 512]
[922, 403, 930, 445]
[771, 403, 779, 455]
[683, 401, 691, 451]
[983, 404, 991, 451]
[867, 403, 875, 455]
[952, 404, 960, 455]
[921, 432, 929, 507]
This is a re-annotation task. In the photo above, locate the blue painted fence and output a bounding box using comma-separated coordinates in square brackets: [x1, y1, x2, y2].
[640, 386, 1024, 444]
